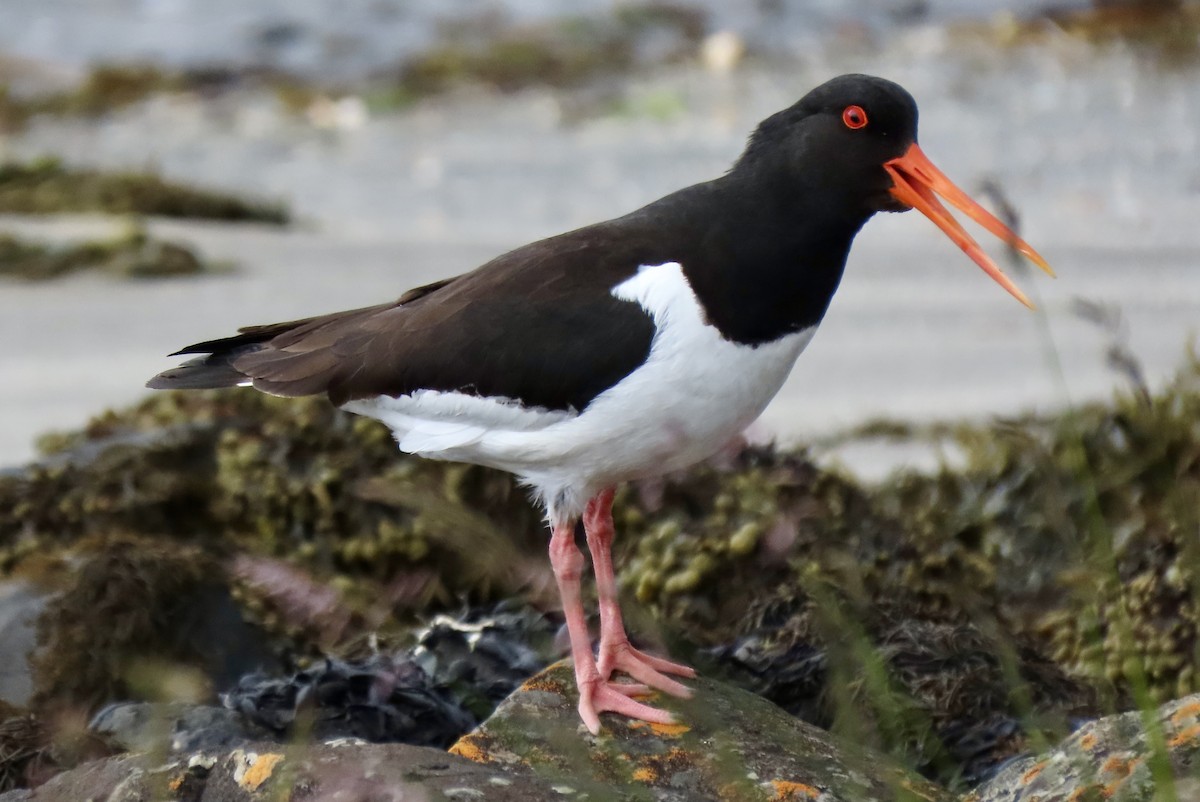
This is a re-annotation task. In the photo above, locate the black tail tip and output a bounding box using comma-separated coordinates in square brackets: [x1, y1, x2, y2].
[146, 360, 248, 391]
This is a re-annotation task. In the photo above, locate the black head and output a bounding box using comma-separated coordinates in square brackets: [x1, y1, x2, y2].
[735, 74, 919, 220]
[731, 73, 1053, 308]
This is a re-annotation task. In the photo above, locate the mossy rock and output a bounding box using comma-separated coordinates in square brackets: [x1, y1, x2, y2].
[396, 5, 707, 99]
[30, 536, 277, 714]
[2, 352, 1199, 788]
[0, 158, 287, 223]
[0, 224, 224, 281]
[450, 660, 954, 802]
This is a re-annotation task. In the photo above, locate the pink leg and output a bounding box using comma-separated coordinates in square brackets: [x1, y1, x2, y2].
[548, 517, 674, 734]
[584, 489, 696, 698]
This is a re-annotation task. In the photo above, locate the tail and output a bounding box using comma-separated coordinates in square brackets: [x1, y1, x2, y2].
[145, 355, 253, 390]
[146, 305, 389, 398]
[146, 276, 458, 399]
[146, 316, 321, 393]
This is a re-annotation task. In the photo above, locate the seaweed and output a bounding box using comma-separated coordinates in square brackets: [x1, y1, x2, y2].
[0, 224, 228, 281]
[27, 537, 273, 713]
[868, 347, 1200, 705]
[1, 349, 1198, 787]
[0, 5, 710, 130]
[0, 65, 181, 130]
[0, 63, 319, 131]
[960, 2, 1200, 67]
[394, 3, 707, 101]
[0, 158, 288, 223]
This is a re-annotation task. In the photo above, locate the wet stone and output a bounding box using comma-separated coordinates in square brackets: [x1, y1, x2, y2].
[450, 660, 953, 802]
[0, 581, 52, 708]
[966, 692, 1200, 802]
[12, 741, 562, 802]
[89, 702, 261, 754]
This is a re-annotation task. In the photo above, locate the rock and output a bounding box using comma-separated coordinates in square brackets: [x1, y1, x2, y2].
[450, 660, 953, 802]
[79, 606, 558, 764]
[89, 703, 262, 754]
[965, 692, 1200, 802]
[30, 537, 280, 713]
[103, 237, 207, 279]
[14, 741, 561, 801]
[0, 582, 53, 708]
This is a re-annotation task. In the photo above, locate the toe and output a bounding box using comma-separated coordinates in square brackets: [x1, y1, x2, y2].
[577, 677, 676, 732]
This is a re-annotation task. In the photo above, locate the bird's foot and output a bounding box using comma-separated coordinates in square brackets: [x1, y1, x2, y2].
[577, 676, 674, 735]
[598, 638, 696, 699]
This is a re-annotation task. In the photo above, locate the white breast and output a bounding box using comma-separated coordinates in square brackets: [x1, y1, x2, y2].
[342, 262, 816, 521]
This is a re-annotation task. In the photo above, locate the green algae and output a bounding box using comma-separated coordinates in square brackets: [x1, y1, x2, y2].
[29, 538, 223, 712]
[0, 6, 708, 131]
[394, 4, 706, 101]
[0, 223, 228, 281]
[0, 63, 320, 131]
[0, 158, 288, 223]
[2, 389, 547, 647]
[2, 348, 1199, 786]
[0, 64, 183, 129]
[955, 2, 1200, 68]
[867, 347, 1200, 706]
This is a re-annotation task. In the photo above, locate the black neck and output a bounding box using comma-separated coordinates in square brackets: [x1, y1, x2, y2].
[643, 171, 871, 346]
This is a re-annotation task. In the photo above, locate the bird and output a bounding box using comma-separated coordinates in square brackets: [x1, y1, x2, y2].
[148, 74, 1053, 735]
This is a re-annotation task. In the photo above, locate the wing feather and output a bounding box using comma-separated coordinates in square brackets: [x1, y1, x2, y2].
[148, 223, 663, 412]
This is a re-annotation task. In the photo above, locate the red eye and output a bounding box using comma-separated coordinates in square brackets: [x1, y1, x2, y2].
[842, 105, 867, 129]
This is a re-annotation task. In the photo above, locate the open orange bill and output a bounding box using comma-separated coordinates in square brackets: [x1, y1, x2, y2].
[884, 143, 1055, 309]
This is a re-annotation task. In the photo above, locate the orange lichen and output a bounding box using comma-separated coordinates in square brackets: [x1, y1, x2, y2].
[1100, 755, 1135, 778]
[1067, 785, 1106, 802]
[1021, 763, 1045, 784]
[449, 734, 491, 763]
[663, 747, 689, 763]
[624, 745, 694, 787]
[770, 780, 820, 800]
[1170, 701, 1200, 724]
[1168, 724, 1200, 748]
[168, 775, 184, 792]
[520, 675, 567, 694]
[632, 766, 657, 783]
[1097, 754, 1142, 800]
[1078, 731, 1099, 751]
[236, 752, 283, 791]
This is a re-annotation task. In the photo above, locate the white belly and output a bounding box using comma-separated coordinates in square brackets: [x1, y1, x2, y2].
[342, 262, 816, 520]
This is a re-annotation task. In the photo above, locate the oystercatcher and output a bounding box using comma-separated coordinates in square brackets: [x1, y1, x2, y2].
[148, 74, 1052, 734]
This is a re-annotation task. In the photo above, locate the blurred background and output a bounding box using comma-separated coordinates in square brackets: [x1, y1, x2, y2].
[2, 4, 1200, 795]
[1, 0, 1198, 472]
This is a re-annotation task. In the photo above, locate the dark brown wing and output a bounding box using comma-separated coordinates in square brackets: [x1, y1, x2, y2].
[147, 224, 662, 412]
[147, 301, 403, 396]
